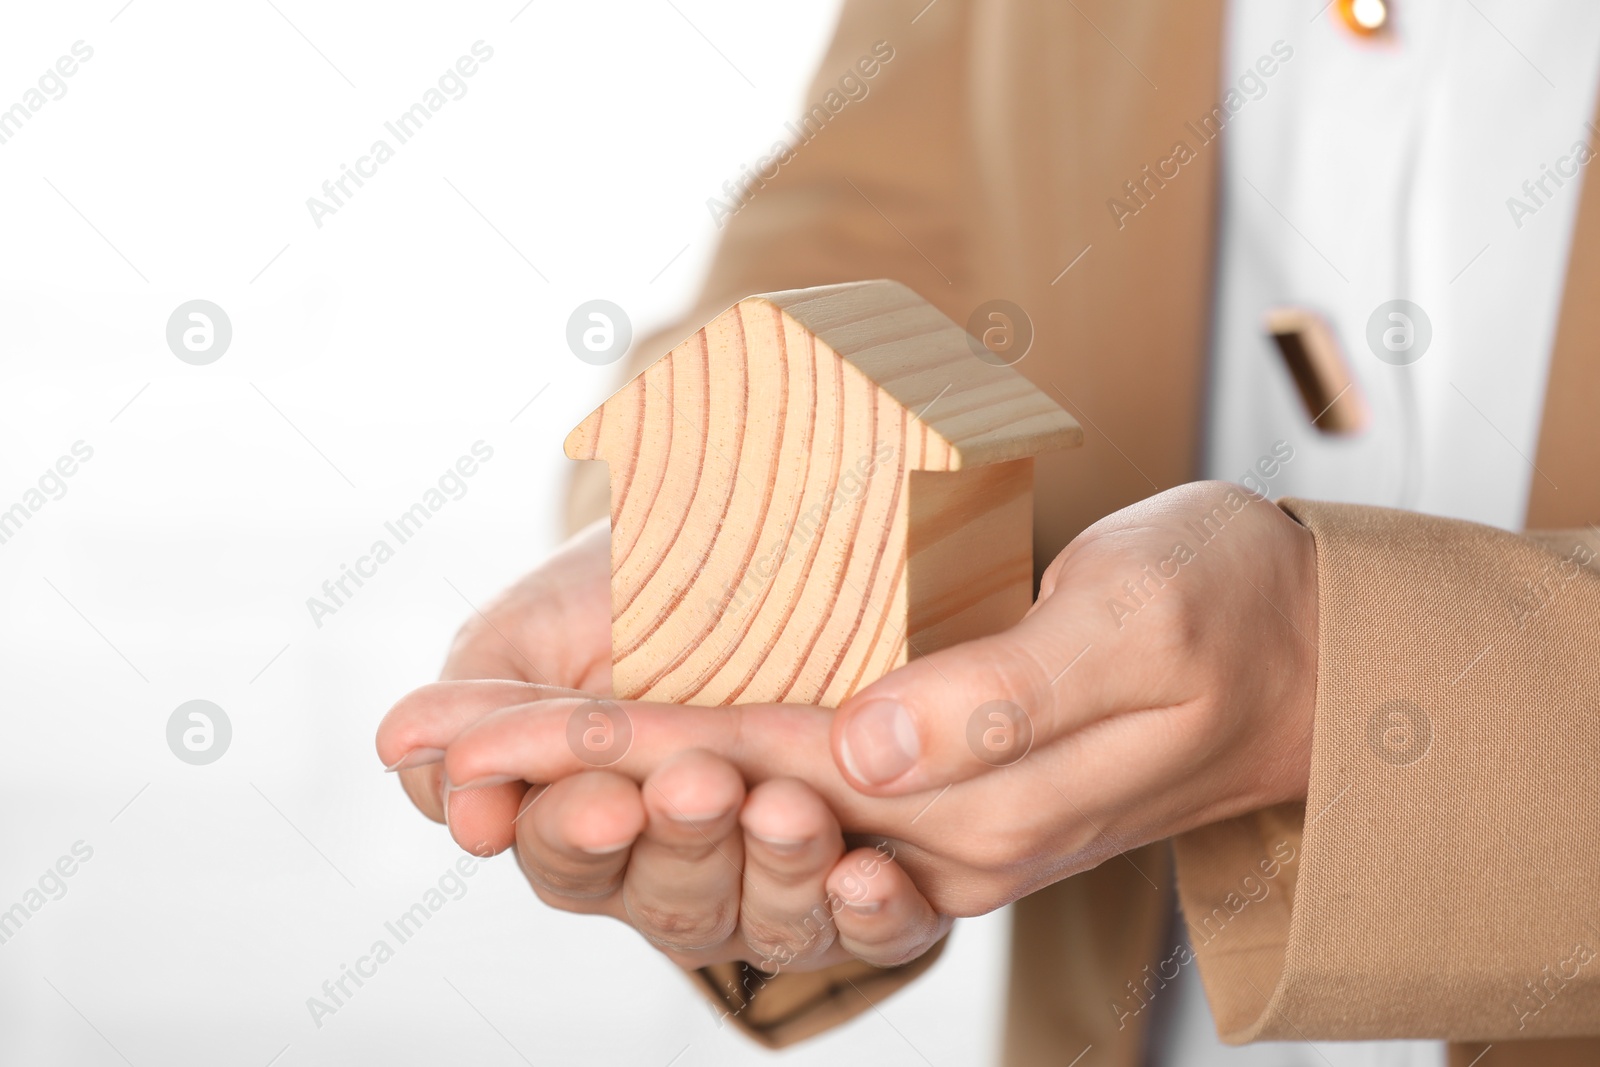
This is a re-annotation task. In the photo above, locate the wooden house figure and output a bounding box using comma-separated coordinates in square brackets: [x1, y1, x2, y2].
[565, 280, 1080, 709]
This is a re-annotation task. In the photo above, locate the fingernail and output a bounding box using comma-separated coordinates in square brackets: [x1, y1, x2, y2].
[441, 773, 519, 828]
[839, 700, 919, 786]
[580, 839, 633, 856]
[750, 831, 807, 854]
[445, 774, 520, 792]
[840, 898, 881, 915]
[668, 807, 732, 826]
[384, 748, 445, 772]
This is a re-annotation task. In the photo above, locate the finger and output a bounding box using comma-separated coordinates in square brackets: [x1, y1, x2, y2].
[828, 847, 949, 968]
[379, 679, 587, 829]
[736, 778, 846, 967]
[398, 763, 446, 823]
[514, 772, 644, 911]
[623, 750, 745, 956]
[440, 698, 928, 830]
[830, 602, 1093, 795]
[376, 679, 588, 771]
[442, 776, 529, 857]
[442, 698, 816, 788]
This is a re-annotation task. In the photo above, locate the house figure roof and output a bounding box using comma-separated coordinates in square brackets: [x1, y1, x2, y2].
[566, 279, 1081, 469]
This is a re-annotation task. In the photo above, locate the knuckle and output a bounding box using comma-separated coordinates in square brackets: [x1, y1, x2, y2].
[518, 854, 619, 902]
[741, 908, 836, 966]
[627, 898, 737, 953]
[526, 875, 613, 909]
[999, 643, 1055, 718]
[955, 639, 1055, 744]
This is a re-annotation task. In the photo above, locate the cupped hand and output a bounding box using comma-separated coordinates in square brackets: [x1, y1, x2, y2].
[384, 483, 1319, 918]
[387, 518, 613, 834]
[380, 518, 946, 973]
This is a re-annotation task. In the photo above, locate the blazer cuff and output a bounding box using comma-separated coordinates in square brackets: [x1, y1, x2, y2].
[690, 939, 948, 1048]
[1174, 499, 1600, 1043]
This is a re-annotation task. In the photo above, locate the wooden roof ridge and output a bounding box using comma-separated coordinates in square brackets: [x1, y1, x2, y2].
[568, 279, 1082, 470]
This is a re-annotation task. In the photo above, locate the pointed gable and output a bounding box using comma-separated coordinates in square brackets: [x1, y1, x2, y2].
[566, 279, 1081, 470]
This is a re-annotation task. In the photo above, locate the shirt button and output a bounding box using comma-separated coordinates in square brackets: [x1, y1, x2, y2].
[1338, 0, 1390, 35]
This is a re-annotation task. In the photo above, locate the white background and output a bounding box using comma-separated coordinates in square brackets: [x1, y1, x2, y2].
[0, 2, 1008, 1064]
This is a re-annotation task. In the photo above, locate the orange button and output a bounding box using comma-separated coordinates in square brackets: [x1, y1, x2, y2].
[1337, 0, 1389, 35]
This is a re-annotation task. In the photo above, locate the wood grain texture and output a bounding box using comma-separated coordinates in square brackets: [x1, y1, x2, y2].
[766, 281, 1081, 467]
[565, 281, 1076, 708]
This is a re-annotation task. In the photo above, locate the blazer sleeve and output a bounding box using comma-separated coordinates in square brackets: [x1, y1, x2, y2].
[563, 0, 973, 1046]
[1173, 499, 1600, 1044]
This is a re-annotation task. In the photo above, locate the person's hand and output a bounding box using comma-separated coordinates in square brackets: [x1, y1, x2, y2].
[384, 483, 1318, 918]
[380, 519, 948, 973]
[386, 518, 614, 835]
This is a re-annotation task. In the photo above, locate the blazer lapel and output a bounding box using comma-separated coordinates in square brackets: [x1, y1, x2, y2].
[1526, 93, 1600, 529]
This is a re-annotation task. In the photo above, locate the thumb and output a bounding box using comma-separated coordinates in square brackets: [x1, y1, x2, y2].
[830, 603, 1092, 796]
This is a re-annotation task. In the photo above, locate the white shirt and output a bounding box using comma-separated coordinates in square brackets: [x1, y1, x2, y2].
[1164, 1, 1600, 1064]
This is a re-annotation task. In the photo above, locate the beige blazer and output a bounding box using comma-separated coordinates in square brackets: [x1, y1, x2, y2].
[566, 3, 1600, 1064]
